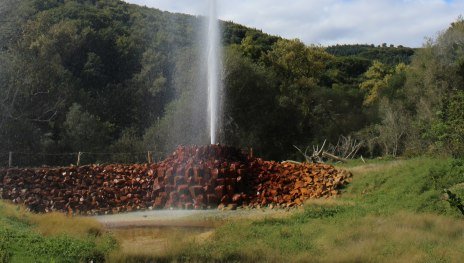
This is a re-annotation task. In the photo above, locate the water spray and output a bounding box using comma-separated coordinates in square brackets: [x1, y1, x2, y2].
[207, 0, 220, 144]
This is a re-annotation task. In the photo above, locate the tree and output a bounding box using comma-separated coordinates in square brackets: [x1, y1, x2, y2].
[63, 103, 114, 152]
[265, 39, 332, 117]
[402, 18, 464, 155]
[376, 101, 410, 156]
[222, 46, 283, 158]
[446, 91, 464, 156]
[359, 61, 391, 105]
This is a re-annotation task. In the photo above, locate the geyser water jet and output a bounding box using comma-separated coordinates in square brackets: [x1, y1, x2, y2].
[207, 0, 220, 144]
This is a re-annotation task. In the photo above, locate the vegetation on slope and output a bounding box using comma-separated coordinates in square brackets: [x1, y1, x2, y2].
[325, 44, 415, 65]
[0, 0, 421, 164]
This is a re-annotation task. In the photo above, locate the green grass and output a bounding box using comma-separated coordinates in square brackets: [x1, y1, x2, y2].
[131, 157, 464, 262]
[0, 201, 117, 263]
[344, 158, 458, 215]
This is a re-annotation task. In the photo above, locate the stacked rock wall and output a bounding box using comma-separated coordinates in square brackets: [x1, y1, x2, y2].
[0, 145, 351, 214]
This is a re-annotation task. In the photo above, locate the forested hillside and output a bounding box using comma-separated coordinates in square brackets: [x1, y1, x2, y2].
[1, 0, 461, 164]
[326, 44, 415, 65]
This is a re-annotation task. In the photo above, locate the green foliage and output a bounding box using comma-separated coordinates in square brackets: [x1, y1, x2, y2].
[238, 30, 279, 61]
[109, 128, 143, 153]
[428, 159, 464, 191]
[430, 158, 464, 215]
[444, 190, 464, 215]
[64, 103, 114, 152]
[355, 18, 464, 158]
[422, 99, 464, 157]
[0, 0, 401, 161]
[13, 0, 464, 162]
[222, 46, 283, 158]
[359, 61, 408, 106]
[222, 22, 279, 49]
[445, 91, 464, 156]
[143, 90, 209, 157]
[326, 44, 415, 65]
[395, 18, 464, 157]
[359, 61, 391, 105]
[222, 39, 371, 159]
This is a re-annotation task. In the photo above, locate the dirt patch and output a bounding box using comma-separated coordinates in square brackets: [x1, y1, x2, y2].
[96, 208, 294, 228]
[100, 208, 292, 257]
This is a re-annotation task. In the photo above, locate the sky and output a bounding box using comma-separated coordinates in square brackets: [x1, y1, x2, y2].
[124, 0, 464, 47]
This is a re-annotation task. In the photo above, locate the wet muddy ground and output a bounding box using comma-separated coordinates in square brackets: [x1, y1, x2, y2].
[96, 208, 295, 255]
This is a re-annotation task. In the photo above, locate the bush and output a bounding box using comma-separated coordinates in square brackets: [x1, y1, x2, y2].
[428, 159, 464, 190]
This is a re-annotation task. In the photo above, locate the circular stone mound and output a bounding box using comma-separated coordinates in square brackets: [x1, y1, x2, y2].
[0, 145, 352, 214]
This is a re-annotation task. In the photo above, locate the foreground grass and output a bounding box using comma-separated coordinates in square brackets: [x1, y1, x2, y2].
[114, 158, 464, 262]
[0, 201, 116, 262]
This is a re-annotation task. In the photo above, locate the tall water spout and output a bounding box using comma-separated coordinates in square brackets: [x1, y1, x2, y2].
[207, 0, 220, 144]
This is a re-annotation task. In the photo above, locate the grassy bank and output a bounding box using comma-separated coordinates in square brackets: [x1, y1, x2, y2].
[0, 201, 116, 262]
[118, 158, 464, 262]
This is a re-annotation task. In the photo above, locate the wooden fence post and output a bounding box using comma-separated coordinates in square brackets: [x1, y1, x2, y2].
[77, 152, 82, 166]
[8, 151, 12, 168]
[147, 151, 153, 164]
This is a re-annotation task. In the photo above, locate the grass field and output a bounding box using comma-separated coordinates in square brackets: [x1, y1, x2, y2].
[1, 157, 463, 262]
[110, 158, 464, 262]
[0, 201, 117, 262]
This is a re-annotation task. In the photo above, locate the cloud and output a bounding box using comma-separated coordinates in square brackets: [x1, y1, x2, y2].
[124, 0, 464, 47]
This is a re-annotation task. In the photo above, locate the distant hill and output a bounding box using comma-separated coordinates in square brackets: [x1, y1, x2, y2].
[325, 44, 415, 65]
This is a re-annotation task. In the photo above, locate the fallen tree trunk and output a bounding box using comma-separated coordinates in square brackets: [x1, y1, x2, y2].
[322, 152, 347, 163]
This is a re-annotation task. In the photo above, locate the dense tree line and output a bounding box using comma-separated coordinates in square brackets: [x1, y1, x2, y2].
[326, 44, 415, 65]
[2, 0, 461, 164]
[360, 19, 464, 158]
